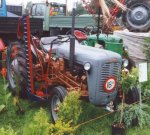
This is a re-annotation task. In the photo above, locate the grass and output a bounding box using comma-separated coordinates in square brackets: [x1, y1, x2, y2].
[0, 77, 150, 135]
[76, 100, 150, 135]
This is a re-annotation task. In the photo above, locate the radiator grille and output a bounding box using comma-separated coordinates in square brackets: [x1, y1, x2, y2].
[100, 62, 121, 92]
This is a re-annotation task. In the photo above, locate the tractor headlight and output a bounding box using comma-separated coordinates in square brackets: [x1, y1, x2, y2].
[123, 46, 128, 52]
[123, 59, 129, 67]
[84, 63, 91, 71]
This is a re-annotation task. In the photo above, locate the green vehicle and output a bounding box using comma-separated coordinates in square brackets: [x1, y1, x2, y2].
[30, 2, 95, 36]
[73, 28, 130, 69]
[30, 1, 131, 69]
[30, 0, 150, 36]
[82, 34, 124, 56]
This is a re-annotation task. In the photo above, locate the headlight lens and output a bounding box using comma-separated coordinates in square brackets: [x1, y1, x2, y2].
[123, 46, 128, 52]
[84, 63, 91, 71]
[123, 59, 129, 67]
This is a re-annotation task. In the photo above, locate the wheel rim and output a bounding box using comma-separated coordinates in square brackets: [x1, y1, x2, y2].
[51, 95, 61, 122]
[127, 4, 150, 28]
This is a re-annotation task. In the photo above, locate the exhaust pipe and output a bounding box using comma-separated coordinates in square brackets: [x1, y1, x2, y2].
[97, 8, 101, 41]
[69, 7, 76, 71]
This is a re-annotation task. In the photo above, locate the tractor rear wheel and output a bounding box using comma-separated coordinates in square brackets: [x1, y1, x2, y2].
[7, 41, 28, 98]
[122, 0, 150, 32]
[50, 86, 67, 122]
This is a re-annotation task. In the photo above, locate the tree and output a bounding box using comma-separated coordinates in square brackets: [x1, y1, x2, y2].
[69, 2, 88, 16]
[24, 1, 32, 14]
[75, 2, 87, 15]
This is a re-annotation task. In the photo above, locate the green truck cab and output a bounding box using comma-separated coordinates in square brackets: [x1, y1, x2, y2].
[73, 29, 131, 69]
[30, 2, 95, 36]
[82, 34, 123, 56]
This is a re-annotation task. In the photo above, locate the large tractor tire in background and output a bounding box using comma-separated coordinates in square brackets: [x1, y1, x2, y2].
[122, 0, 150, 32]
[7, 41, 28, 98]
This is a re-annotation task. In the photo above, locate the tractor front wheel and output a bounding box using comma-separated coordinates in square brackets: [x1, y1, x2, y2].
[50, 86, 67, 122]
[125, 87, 140, 104]
[126, 57, 136, 71]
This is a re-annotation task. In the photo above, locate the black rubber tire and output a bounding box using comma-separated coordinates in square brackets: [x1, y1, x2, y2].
[125, 87, 140, 104]
[50, 86, 67, 123]
[7, 41, 28, 98]
[49, 28, 61, 36]
[122, 0, 150, 32]
[126, 57, 136, 71]
[113, 92, 122, 111]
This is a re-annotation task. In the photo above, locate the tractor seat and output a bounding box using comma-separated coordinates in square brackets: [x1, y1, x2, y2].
[74, 30, 87, 41]
[40, 36, 61, 53]
[40, 36, 58, 45]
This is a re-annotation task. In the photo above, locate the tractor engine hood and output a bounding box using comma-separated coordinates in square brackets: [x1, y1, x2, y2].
[56, 42, 122, 65]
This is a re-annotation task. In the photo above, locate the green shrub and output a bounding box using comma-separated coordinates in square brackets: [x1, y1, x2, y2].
[49, 119, 74, 135]
[58, 91, 82, 125]
[23, 108, 50, 135]
[22, 91, 82, 135]
[121, 68, 138, 93]
[0, 127, 16, 135]
[126, 104, 150, 128]
[114, 103, 150, 128]
[0, 77, 11, 112]
[23, 108, 75, 135]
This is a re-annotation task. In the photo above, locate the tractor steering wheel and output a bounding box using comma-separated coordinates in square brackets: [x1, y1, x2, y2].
[83, 25, 94, 35]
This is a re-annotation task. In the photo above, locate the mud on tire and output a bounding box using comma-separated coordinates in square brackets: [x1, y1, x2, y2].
[7, 41, 28, 98]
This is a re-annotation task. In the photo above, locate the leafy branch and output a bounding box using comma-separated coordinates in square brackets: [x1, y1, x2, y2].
[121, 68, 138, 94]
[0, 77, 11, 112]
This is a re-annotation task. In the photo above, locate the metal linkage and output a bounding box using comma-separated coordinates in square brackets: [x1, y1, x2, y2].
[21, 15, 34, 94]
